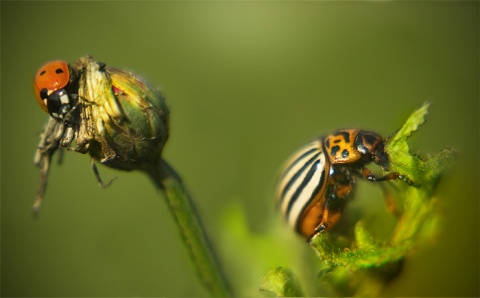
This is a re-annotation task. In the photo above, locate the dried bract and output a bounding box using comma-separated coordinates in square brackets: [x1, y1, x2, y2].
[33, 56, 169, 212]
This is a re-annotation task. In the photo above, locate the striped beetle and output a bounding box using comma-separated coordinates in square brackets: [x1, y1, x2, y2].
[276, 129, 411, 241]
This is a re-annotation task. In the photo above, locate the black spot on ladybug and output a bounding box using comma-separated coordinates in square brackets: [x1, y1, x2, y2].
[40, 88, 48, 100]
[363, 133, 377, 145]
[333, 131, 350, 143]
[40, 70, 46, 76]
[55, 68, 64, 74]
[333, 139, 341, 144]
[342, 149, 349, 158]
[331, 145, 340, 156]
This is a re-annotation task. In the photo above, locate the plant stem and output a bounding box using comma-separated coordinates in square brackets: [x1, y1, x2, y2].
[146, 159, 231, 297]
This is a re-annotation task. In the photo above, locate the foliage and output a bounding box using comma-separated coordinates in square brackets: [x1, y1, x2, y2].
[260, 103, 455, 296]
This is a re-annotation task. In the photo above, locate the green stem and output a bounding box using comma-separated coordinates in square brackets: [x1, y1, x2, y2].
[146, 159, 231, 297]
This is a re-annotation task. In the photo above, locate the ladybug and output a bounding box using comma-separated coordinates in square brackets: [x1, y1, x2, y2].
[33, 60, 76, 120]
[275, 129, 411, 241]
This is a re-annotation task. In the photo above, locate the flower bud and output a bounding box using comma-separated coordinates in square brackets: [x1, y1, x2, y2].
[33, 56, 170, 212]
[73, 56, 169, 171]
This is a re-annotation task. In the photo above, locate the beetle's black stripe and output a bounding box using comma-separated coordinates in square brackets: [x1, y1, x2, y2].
[332, 131, 350, 143]
[281, 147, 318, 180]
[294, 167, 326, 229]
[280, 151, 320, 201]
[285, 159, 321, 218]
[276, 139, 328, 229]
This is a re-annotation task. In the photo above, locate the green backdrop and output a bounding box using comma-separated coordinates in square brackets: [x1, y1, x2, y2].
[2, 2, 478, 296]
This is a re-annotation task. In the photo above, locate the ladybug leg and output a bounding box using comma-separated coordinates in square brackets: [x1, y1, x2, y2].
[33, 118, 66, 215]
[90, 158, 116, 188]
[33, 151, 51, 215]
[63, 104, 79, 125]
[60, 126, 75, 147]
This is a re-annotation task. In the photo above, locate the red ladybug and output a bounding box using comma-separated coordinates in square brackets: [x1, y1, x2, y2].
[33, 60, 75, 120]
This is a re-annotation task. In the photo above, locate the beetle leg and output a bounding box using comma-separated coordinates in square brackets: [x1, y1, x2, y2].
[378, 183, 401, 218]
[383, 128, 400, 143]
[362, 167, 414, 185]
[307, 194, 332, 243]
[310, 193, 335, 237]
[319, 208, 330, 232]
[90, 157, 116, 188]
[360, 167, 412, 217]
[308, 223, 326, 243]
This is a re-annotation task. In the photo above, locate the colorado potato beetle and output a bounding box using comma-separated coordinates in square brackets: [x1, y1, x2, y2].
[276, 128, 411, 241]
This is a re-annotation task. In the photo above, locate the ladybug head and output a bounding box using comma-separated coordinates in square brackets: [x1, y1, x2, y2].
[355, 131, 390, 170]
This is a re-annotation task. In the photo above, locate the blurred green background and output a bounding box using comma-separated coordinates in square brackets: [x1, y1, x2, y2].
[1, 2, 478, 296]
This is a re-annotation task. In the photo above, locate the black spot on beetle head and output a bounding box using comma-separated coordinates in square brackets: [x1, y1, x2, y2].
[330, 145, 340, 156]
[332, 131, 351, 143]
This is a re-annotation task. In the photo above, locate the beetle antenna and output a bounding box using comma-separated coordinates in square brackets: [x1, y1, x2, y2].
[384, 128, 400, 143]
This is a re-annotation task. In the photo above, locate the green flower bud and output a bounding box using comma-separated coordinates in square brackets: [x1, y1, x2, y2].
[33, 57, 231, 297]
[33, 56, 170, 211]
[72, 56, 169, 171]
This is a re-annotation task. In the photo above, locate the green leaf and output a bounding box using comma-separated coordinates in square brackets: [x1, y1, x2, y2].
[260, 267, 305, 297]
[305, 102, 455, 296]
